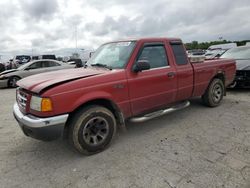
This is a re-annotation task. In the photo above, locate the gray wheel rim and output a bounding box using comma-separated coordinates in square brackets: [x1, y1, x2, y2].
[10, 77, 19, 87]
[82, 117, 109, 146]
[212, 83, 222, 102]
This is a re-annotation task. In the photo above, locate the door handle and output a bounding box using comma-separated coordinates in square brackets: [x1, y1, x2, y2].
[167, 72, 176, 78]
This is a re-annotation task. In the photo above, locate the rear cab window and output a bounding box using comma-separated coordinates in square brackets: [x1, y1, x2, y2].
[170, 41, 189, 65]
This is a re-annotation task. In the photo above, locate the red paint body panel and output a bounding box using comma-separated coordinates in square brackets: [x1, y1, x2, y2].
[16, 38, 236, 119]
[192, 59, 236, 97]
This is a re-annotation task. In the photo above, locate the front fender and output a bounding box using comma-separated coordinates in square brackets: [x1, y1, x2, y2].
[71, 91, 113, 112]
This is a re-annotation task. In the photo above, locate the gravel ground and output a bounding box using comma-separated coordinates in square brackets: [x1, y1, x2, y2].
[0, 88, 250, 188]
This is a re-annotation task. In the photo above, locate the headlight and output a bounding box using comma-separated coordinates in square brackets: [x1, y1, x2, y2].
[30, 96, 53, 112]
[0, 75, 7, 80]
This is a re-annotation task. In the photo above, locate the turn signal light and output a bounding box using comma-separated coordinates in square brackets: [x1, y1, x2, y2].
[41, 98, 53, 112]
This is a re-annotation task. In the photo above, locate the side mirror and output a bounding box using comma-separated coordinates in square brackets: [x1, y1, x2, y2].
[133, 60, 150, 73]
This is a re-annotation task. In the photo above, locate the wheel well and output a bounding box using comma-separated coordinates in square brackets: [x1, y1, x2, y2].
[213, 73, 225, 84]
[7, 75, 22, 86]
[64, 99, 124, 138]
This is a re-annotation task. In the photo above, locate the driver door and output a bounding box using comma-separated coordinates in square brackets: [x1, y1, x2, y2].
[127, 42, 177, 116]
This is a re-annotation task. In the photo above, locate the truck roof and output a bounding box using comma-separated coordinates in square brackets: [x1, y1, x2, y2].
[104, 37, 182, 44]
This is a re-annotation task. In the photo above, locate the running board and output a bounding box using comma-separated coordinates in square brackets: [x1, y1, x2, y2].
[130, 101, 190, 123]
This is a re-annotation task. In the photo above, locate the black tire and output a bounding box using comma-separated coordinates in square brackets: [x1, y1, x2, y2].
[68, 105, 116, 155]
[8, 76, 21, 88]
[202, 78, 224, 107]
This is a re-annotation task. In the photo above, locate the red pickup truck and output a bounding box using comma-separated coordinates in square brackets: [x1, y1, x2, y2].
[13, 38, 236, 154]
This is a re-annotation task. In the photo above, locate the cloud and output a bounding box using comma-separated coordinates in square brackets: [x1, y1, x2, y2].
[20, 0, 59, 21]
[0, 0, 250, 58]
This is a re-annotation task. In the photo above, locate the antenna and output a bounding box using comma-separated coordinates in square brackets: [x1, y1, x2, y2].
[75, 25, 78, 53]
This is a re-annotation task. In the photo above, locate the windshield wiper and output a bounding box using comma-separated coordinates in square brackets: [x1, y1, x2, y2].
[91, 63, 112, 70]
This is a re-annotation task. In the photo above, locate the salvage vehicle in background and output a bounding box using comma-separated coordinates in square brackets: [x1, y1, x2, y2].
[13, 37, 236, 155]
[205, 43, 237, 60]
[220, 46, 250, 88]
[13, 55, 31, 67]
[0, 59, 74, 88]
[38, 54, 56, 60]
[0, 62, 5, 73]
[205, 49, 227, 60]
[67, 58, 84, 68]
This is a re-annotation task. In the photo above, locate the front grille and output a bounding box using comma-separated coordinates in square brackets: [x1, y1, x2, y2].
[17, 89, 28, 109]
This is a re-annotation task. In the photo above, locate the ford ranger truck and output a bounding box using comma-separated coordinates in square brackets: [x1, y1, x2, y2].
[13, 38, 236, 154]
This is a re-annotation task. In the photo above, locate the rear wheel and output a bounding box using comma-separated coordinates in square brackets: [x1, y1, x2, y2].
[202, 78, 224, 107]
[8, 76, 21, 88]
[68, 105, 116, 155]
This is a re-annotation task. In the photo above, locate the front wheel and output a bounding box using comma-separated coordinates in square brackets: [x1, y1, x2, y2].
[8, 76, 21, 88]
[68, 105, 117, 155]
[202, 78, 224, 107]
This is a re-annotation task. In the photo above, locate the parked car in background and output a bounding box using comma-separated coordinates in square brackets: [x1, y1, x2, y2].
[67, 58, 84, 68]
[208, 43, 237, 51]
[39, 54, 56, 60]
[187, 49, 206, 56]
[205, 49, 227, 60]
[13, 55, 31, 67]
[0, 62, 5, 73]
[205, 43, 237, 60]
[32, 56, 39, 60]
[0, 59, 74, 88]
[220, 46, 250, 88]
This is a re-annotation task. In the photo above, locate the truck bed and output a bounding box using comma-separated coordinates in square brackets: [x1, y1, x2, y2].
[192, 58, 236, 97]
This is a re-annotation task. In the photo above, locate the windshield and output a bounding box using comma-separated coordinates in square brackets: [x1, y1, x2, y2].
[17, 61, 33, 70]
[87, 41, 136, 69]
[220, 47, 250, 59]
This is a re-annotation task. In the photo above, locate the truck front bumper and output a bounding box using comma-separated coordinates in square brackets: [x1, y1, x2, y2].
[13, 103, 69, 141]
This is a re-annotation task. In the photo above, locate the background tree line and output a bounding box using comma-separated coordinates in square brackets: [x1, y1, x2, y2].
[185, 40, 250, 50]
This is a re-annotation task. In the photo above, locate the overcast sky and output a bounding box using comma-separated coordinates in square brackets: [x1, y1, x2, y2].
[0, 0, 250, 58]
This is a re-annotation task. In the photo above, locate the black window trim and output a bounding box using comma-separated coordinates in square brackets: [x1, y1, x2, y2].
[170, 40, 182, 45]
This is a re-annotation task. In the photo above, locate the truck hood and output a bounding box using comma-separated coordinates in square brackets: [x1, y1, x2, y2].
[17, 68, 107, 93]
[235, 59, 250, 70]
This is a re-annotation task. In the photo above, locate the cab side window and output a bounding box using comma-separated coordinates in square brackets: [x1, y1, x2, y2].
[137, 45, 168, 69]
[27, 62, 42, 69]
[48, 61, 60, 67]
[41, 61, 60, 67]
